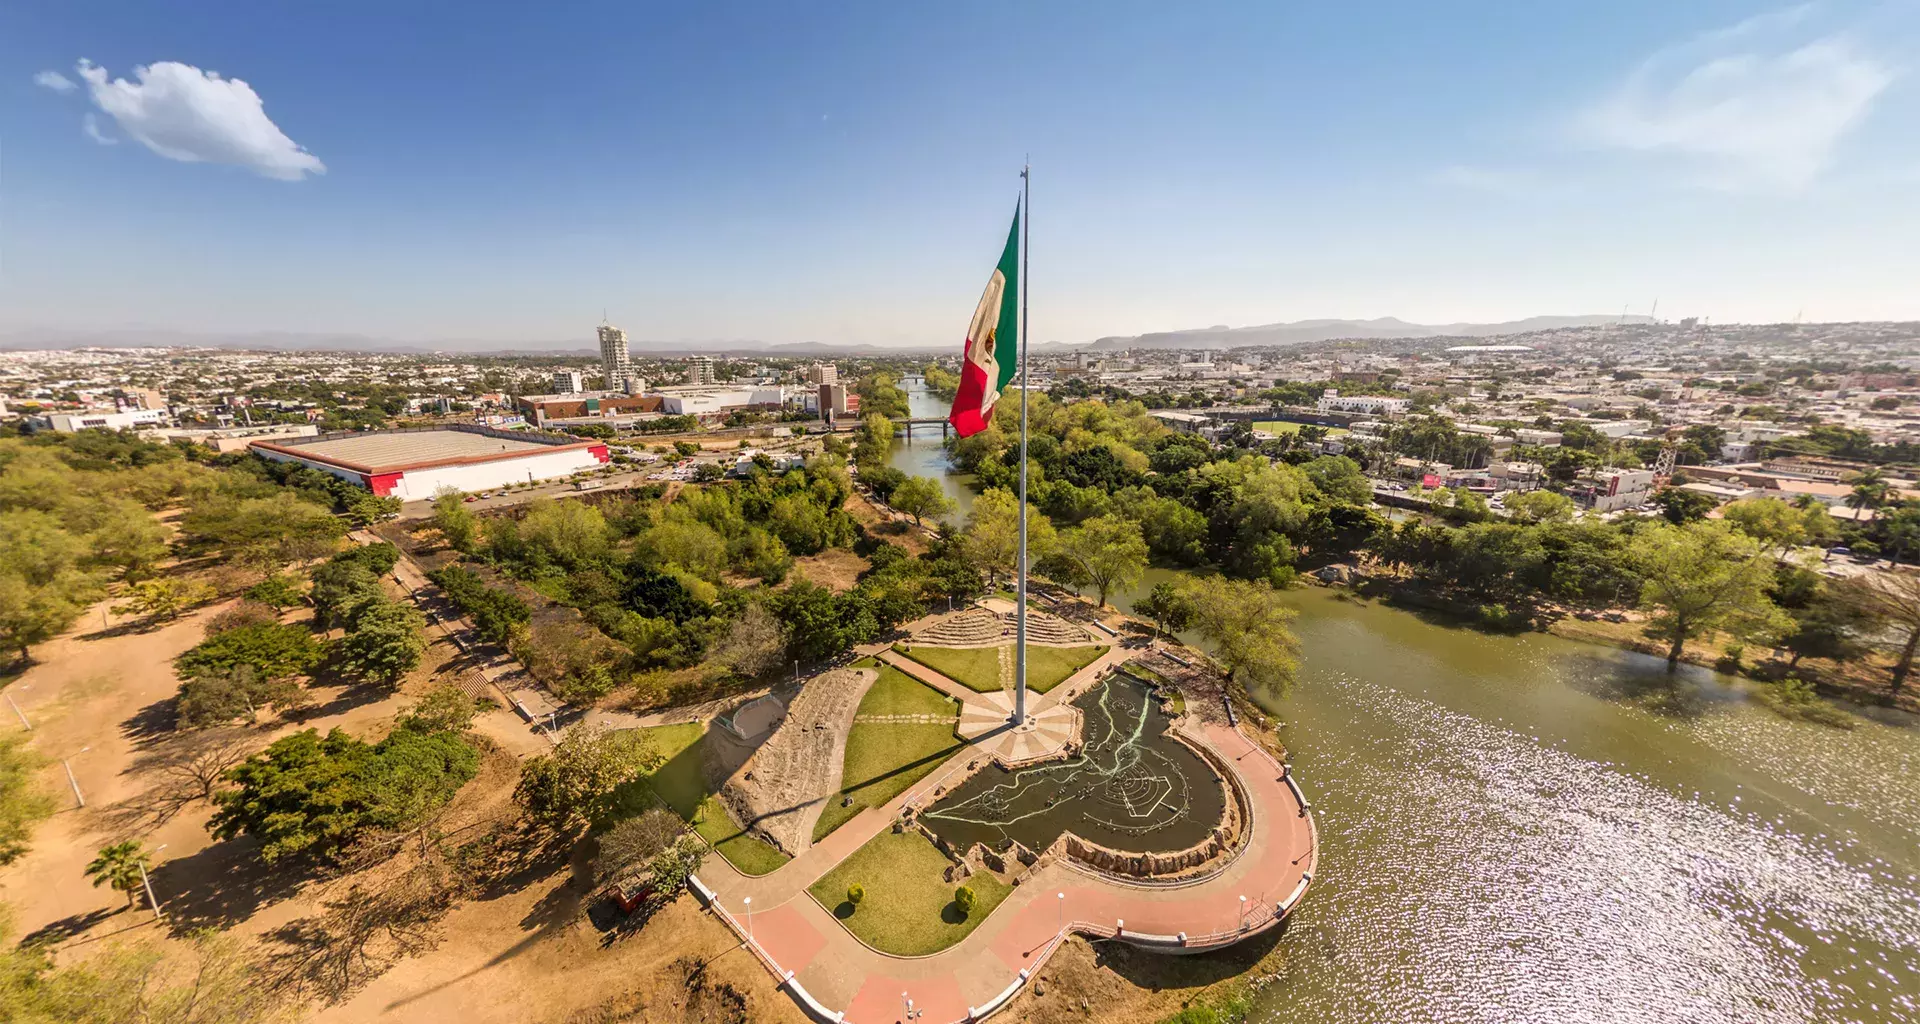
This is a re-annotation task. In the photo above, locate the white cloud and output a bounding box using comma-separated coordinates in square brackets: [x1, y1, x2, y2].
[82, 113, 116, 146]
[73, 59, 324, 180]
[33, 70, 76, 93]
[1576, 8, 1896, 191]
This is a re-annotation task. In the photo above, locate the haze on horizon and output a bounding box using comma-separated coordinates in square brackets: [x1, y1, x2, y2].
[5, 1, 1919, 348]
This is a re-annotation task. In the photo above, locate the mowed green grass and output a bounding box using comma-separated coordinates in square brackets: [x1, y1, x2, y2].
[895, 643, 1001, 692]
[893, 642, 1105, 694]
[811, 669, 962, 843]
[807, 829, 1013, 956]
[1253, 420, 1349, 437]
[613, 722, 790, 877]
[1024, 645, 1106, 693]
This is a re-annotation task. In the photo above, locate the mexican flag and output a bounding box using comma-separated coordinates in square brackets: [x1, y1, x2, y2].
[948, 206, 1020, 438]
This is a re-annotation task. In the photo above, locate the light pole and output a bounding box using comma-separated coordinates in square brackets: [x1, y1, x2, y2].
[743, 896, 752, 940]
[1238, 895, 1248, 932]
[62, 746, 90, 808]
[902, 992, 914, 1020]
[1057, 891, 1064, 936]
[139, 844, 168, 920]
[3, 686, 29, 731]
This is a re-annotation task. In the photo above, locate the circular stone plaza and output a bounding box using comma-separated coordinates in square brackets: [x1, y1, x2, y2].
[680, 597, 1318, 1024]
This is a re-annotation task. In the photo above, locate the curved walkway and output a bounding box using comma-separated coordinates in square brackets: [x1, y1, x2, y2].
[693, 707, 1318, 1024]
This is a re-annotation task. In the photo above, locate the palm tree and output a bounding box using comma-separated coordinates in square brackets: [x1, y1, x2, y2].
[85, 840, 151, 909]
[1847, 469, 1892, 513]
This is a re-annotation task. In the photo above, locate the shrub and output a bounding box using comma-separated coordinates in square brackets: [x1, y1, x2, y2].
[203, 600, 281, 636]
[847, 883, 864, 907]
[953, 884, 977, 917]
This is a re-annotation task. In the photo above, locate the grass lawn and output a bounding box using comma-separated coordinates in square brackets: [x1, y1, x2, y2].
[1254, 420, 1349, 437]
[812, 675, 963, 843]
[1025, 645, 1106, 693]
[892, 642, 1105, 694]
[807, 829, 1013, 956]
[861, 663, 963, 717]
[612, 722, 791, 877]
[895, 643, 1002, 692]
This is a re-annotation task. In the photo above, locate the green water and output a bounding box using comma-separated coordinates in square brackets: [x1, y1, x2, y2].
[892, 384, 1920, 1020]
[1193, 585, 1919, 1023]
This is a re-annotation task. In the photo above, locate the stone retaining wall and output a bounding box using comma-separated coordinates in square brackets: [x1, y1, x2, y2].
[1040, 727, 1252, 885]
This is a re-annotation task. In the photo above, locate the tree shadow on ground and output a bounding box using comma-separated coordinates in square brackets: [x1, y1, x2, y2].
[149, 836, 314, 936]
[120, 698, 178, 747]
[19, 906, 123, 947]
[297, 681, 396, 721]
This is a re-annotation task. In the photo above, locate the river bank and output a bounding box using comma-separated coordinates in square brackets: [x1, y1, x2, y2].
[1320, 566, 1919, 718]
[885, 382, 1920, 1023]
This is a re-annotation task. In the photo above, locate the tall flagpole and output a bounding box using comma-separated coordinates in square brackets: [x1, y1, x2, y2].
[1014, 161, 1031, 727]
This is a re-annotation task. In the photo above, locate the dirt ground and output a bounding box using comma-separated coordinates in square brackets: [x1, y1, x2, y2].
[789, 547, 869, 593]
[844, 489, 932, 556]
[0, 590, 797, 1024]
[1003, 929, 1293, 1024]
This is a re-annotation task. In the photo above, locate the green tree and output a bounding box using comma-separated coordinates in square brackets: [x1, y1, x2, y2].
[1134, 580, 1197, 639]
[1652, 486, 1717, 524]
[384, 684, 473, 739]
[513, 726, 662, 831]
[953, 884, 978, 917]
[345, 494, 403, 527]
[181, 491, 344, 568]
[84, 840, 153, 908]
[518, 498, 610, 569]
[0, 574, 96, 665]
[1837, 571, 1920, 696]
[888, 475, 956, 527]
[209, 727, 477, 863]
[1627, 522, 1788, 669]
[1722, 497, 1835, 557]
[847, 883, 866, 907]
[1504, 490, 1576, 524]
[334, 600, 427, 687]
[1182, 576, 1302, 693]
[961, 488, 1056, 589]
[173, 622, 325, 681]
[0, 733, 55, 866]
[243, 572, 305, 610]
[1052, 514, 1148, 608]
[431, 487, 478, 552]
[176, 665, 312, 728]
[113, 578, 216, 622]
[308, 559, 385, 630]
[1301, 455, 1372, 504]
[1847, 468, 1892, 513]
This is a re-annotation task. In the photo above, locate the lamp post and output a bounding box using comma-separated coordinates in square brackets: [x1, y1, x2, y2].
[1238, 895, 1248, 932]
[3, 686, 29, 731]
[62, 746, 90, 808]
[1056, 891, 1065, 936]
[139, 844, 168, 920]
[743, 896, 753, 940]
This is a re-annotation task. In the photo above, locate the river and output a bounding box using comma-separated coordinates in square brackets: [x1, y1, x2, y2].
[889, 382, 1920, 1023]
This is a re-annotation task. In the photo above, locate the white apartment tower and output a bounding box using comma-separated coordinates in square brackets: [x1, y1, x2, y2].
[687, 355, 717, 386]
[552, 369, 584, 394]
[598, 322, 633, 391]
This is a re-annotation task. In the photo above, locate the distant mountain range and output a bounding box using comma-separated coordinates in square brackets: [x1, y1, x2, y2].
[1082, 315, 1654, 351]
[0, 314, 1655, 356]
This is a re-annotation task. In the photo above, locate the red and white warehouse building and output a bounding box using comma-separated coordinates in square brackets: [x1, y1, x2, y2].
[250, 425, 609, 501]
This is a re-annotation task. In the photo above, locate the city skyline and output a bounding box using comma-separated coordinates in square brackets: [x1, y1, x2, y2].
[5, 1, 1920, 346]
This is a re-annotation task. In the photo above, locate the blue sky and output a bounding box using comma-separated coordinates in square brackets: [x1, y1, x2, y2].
[4, 1, 1918, 347]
